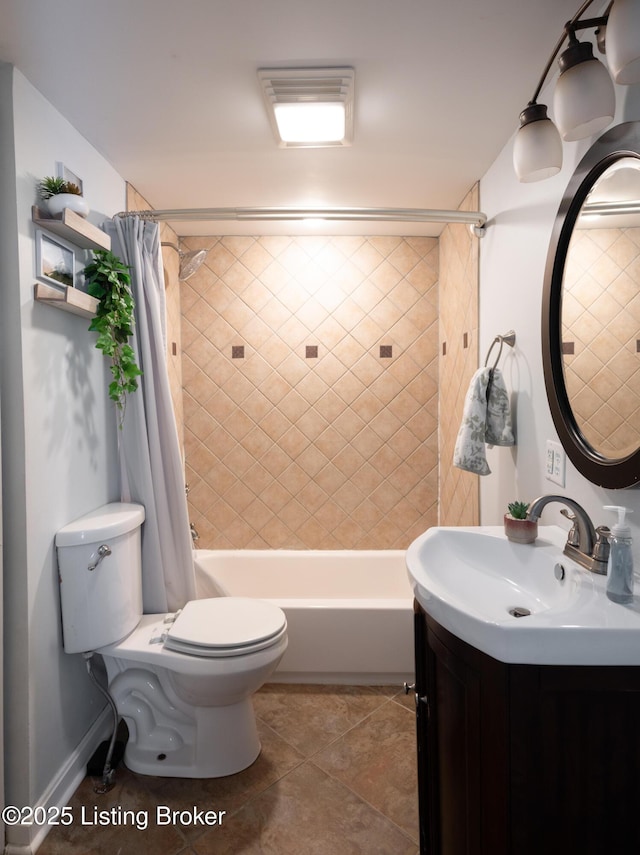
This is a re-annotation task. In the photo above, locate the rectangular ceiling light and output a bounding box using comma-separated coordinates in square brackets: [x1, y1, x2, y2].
[258, 67, 354, 148]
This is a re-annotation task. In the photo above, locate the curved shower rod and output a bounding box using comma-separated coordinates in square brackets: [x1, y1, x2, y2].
[116, 205, 488, 235]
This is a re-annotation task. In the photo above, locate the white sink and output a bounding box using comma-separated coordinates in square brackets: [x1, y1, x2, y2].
[406, 525, 640, 666]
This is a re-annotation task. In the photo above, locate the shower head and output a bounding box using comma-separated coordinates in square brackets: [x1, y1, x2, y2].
[161, 243, 208, 281]
[178, 249, 207, 280]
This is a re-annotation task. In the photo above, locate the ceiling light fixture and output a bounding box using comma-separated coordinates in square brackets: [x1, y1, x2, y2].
[513, 0, 640, 182]
[258, 67, 354, 147]
[274, 103, 345, 143]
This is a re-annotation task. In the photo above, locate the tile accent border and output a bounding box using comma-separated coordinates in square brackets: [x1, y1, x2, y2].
[181, 234, 439, 549]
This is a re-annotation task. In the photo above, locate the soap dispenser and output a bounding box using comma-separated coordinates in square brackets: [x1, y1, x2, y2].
[604, 505, 634, 604]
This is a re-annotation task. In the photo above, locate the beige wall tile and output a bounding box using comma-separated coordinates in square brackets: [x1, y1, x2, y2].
[439, 184, 480, 527]
[182, 235, 439, 548]
[564, 226, 640, 458]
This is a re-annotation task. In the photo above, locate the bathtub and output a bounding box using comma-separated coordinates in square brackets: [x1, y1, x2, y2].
[193, 549, 414, 685]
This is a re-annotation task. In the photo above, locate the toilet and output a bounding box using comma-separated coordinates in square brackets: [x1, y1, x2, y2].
[55, 502, 287, 778]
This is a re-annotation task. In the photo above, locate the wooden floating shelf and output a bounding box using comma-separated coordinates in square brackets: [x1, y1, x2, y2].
[32, 206, 111, 251]
[34, 282, 98, 319]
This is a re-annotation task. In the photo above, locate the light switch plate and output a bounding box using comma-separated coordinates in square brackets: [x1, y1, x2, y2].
[545, 440, 566, 487]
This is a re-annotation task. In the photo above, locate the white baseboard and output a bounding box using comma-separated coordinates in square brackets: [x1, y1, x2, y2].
[4, 707, 112, 855]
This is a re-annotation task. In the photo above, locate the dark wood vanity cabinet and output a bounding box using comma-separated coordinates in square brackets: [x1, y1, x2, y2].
[413, 600, 640, 855]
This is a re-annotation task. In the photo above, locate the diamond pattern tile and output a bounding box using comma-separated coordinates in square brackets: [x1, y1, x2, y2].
[180, 234, 439, 549]
[439, 185, 480, 527]
[563, 227, 640, 458]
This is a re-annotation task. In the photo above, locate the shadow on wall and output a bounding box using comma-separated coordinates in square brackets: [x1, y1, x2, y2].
[31, 306, 106, 472]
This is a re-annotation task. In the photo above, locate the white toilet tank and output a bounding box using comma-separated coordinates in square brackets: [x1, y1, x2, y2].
[56, 502, 145, 654]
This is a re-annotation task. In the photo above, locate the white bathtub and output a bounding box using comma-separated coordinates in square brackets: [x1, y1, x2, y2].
[193, 549, 415, 685]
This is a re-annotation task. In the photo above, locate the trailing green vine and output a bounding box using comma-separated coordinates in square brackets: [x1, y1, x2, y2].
[84, 249, 142, 427]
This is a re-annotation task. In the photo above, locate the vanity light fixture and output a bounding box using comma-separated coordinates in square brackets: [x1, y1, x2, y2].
[553, 27, 615, 141]
[513, 0, 640, 182]
[258, 67, 354, 147]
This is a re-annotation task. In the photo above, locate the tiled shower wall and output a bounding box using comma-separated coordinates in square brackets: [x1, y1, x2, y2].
[181, 235, 439, 549]
[438, 185, 480, 526]
[562, 225, 640, 458]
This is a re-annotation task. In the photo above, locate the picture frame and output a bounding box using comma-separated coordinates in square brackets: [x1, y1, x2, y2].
[56, 161, 84, 195]
[36, 230, 76, 289]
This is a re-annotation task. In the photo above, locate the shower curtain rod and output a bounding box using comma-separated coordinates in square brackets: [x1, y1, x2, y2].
[116, 206, 488, 233]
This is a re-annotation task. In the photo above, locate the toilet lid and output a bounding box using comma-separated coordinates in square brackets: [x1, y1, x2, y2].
[164, 597, 287, 658]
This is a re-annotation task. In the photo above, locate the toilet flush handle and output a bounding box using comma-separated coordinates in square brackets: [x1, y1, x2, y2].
[88, 544, 112, 571]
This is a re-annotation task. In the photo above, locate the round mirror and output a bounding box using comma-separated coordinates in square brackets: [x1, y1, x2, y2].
[543, 121, 640, 488]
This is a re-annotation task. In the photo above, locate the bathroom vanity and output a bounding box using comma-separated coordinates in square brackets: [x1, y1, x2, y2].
[414, 602, 640, 855]
[407, 525, 640, 855]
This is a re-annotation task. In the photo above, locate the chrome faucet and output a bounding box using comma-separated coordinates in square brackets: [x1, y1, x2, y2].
[527, 494, 609, 575]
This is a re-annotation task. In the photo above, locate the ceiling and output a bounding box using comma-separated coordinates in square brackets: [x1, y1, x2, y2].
[2, 0, 581, 235]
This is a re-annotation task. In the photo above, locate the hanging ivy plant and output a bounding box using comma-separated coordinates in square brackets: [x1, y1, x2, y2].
[84, 249, 142, 426]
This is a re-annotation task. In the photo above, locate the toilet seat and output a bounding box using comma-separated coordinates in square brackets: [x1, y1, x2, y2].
[164, 597, 287, 658]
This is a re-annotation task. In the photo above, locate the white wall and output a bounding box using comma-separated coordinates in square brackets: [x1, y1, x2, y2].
[479, 81, 640, 566]
[1, 64, 125, 850]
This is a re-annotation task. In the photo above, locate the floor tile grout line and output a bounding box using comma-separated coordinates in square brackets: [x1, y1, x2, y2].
[302, 695, 419, 845]
[255, 716, 310, 775]
[220, 753, 420, 851]
[39, 686, 418, 855]
[305, 692, 414, 763]
[253, 687, 413, 767]
[305, 758, 420, 848]
[217, 753, 315, 825]
[255, 694, 420, 843]
[215, 717, 310, 819]
[253, 694, 388, 762]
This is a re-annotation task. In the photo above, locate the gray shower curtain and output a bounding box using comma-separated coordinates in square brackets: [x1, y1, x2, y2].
[106, 215, 196, 613]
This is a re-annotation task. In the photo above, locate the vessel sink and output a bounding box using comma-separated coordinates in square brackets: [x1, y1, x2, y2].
[406, 525, 640, 666]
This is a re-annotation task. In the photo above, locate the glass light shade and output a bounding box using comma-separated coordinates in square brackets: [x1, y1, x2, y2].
[513, 105, 563, 182]
[607, 0, 640, 84]
[553, 55, 615, 141]
[273, 102, 345, 143]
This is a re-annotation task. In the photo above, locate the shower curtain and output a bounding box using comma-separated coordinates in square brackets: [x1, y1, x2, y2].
[106, 215, 196, 613]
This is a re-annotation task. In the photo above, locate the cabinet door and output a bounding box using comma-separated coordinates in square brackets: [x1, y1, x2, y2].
[414, 602, 433, 854]
[426, 625, 483, 855]
[510, 665, 640, 855]
[415, 607, 509, 855]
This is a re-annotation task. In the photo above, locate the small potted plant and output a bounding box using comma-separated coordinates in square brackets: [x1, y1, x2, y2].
[39, 176, 89, 218]
[504, 501, 538, 544]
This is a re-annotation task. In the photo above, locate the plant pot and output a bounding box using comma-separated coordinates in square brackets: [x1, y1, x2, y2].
[47, 193, 89, 218]
[504, 513, 538, 544]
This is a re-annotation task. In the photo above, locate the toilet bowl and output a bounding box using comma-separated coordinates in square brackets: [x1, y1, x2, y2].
[56, 503, 288, 778]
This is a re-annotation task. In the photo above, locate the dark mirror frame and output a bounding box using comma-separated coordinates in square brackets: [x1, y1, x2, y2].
[542, 121, 640, 489]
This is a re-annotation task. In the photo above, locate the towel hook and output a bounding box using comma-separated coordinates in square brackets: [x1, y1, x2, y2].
[484, 330, 516, 370]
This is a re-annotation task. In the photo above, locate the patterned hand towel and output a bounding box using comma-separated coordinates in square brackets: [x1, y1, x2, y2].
[453, 367, 515, 475]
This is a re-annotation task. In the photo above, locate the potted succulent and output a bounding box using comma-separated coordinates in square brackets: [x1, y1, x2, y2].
[504, 501, 538, 544]
[39, 176, 89, 218]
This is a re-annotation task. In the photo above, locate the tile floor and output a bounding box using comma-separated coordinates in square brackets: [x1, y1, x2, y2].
[38, 684, 419, 854]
